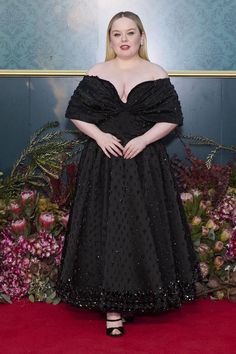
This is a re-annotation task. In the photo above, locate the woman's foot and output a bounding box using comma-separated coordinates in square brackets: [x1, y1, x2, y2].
[106, 312, 124, 336]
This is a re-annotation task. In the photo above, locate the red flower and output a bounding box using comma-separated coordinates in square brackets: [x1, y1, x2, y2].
[9, 202, 21, 215]
[38, 213, 55, 230]
[20, 190, 36, 206]
[61, 213, 69, 227]
[11, 219, 27, 235]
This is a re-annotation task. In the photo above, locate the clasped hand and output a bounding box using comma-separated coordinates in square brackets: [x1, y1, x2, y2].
[96, 132, 147, 159]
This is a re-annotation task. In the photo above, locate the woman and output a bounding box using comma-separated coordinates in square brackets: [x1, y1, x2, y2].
[56, 11, 203, 337]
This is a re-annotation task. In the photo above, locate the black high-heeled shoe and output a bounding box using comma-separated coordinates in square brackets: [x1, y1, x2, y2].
[122, 314, 135, 323]
[106, 317, 124, 337]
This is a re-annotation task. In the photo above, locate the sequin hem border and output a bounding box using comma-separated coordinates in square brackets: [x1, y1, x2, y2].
[56, 276, 201, 314]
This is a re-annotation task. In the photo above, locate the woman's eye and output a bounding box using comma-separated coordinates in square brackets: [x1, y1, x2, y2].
[113, 32, 134, 37]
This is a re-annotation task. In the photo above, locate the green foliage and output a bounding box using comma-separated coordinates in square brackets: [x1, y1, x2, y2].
[0, 292, 12, 304]
[28, 275, 61, 304]
[0, 121, 85, 200]
[182, 134, 236, 169]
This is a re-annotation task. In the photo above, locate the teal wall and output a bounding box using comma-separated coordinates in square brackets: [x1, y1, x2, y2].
[0, 1, 235, 174]
[0, 0, 235, 70]
[0, 76, 235, 175]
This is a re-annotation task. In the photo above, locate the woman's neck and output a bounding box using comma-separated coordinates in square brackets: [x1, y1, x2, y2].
[113, 55, 143, 70]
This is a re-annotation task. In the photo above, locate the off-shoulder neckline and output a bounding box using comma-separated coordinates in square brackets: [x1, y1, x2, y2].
[83, 75, 170, 105]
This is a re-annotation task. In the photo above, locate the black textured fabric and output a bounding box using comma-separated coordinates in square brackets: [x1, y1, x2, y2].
[56, 75, 203, 314]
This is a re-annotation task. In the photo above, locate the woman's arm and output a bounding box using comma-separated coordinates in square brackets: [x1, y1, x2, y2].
[123, 122, 178, 159]
[141, 122, 178, 145]
[70, 119, 124, 158]
[70, 119, 104, 141]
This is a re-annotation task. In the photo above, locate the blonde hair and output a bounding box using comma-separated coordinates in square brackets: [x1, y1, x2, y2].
[105, 11, 150, 61]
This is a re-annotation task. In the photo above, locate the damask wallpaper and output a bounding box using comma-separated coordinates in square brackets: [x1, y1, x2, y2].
[0, 0, 235, 70]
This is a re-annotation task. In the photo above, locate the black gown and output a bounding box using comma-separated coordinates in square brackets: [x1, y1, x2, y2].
[56, 75, 203, 314]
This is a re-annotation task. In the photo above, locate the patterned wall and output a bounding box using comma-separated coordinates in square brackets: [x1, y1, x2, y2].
[0, 76, 235, 175]
[0, 0, 235, 70]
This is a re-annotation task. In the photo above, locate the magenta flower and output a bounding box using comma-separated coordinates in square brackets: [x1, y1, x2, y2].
[225, 229, 236, 261]
[210, 195, 236, 227]
[27, 230, 60, 258]
[0, 228, 31, 299]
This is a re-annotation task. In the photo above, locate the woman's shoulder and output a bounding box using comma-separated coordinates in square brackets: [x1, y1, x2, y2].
[85, 60, 169, 80]
[146, 62, 169, 79]
[86, 62, 108, 76]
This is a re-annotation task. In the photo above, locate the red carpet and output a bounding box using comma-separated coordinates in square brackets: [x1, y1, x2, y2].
[1, 298, 236, 354]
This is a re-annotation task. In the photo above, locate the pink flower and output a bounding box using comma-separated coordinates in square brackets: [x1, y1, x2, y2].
[225, 229, 236, 260]
[214, 241, 224, 252]
[22, 258, 30, 267]
[11, 218, 27, 235]
[9, 202, 21, 215]
[200, 200, 212, 210]
[214, 256, 224, 269]
[38, 213, 55, 230]
[199, 262, 209, 278]
[180, 193, 193, 202]
[27, 230, 59, 258]
[20, 190, 36, 206]
[210, 195, 236, 227]
[190, 189, 202, 197]
[61, 213, 69, 227]
[198, 243, 210, 254]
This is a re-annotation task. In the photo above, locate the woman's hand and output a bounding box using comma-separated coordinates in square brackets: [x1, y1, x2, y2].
[123, 136, 148, 159]
[95, 132, 124, 158]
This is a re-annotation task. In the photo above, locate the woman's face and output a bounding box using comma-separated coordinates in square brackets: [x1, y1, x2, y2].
[109, 17, 144, 59]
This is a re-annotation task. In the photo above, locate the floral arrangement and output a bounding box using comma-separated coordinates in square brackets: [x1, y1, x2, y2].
[172, 145, 236, 301]
[180, 190, 236, 301]
[0, 190, 68, 303]
[0, 122, 236, 304]
[0, 122, 81, 303]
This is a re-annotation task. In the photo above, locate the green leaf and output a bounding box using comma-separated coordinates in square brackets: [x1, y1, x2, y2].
[49, 291, 57, 300]
[29, 294, 35, 302]
[208, 229, 216, 240]
[0, 293, 12, 304]
[193, 239, 201, 247]
[46, 297, 53, 304]
[52, 297, 61, 305]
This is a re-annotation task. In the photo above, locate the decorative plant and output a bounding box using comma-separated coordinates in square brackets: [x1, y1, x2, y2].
[0, 122, 236, 304]
[0, 121, 85, 201]
[0, 189, 68, 303]
[0, 121, 83, 303]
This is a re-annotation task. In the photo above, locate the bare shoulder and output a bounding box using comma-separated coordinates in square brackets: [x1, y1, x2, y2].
[148, 62, 169, 79]
[86, 62, 107, 76]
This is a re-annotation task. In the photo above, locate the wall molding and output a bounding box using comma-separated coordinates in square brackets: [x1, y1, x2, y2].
[0, 70, 236, 77]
